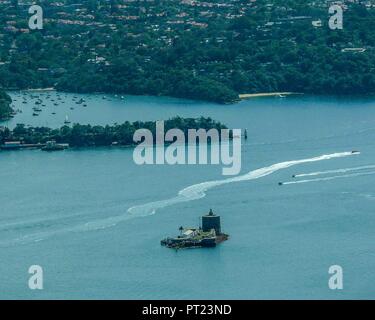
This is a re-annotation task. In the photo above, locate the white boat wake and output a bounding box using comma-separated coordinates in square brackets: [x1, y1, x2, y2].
[0, 151, 359, 247]
[127, 151, 358, 217]
[283, 170, 375, 185]
[293, 164, 375, 178]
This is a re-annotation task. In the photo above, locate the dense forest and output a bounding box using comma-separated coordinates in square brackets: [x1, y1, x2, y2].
[0, 117, 229, 147]
[0, 89, 12, 120]
[1, 1, 375, 103]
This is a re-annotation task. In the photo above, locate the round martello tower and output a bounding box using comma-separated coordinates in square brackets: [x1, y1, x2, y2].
[202, 209, 221, 235]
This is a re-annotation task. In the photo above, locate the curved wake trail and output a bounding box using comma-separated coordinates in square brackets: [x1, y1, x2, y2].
[294, 165, 375, 178]
[0, 151, 357, 247]
[283, 170, 375, 185]
[127, 151, 357, 217]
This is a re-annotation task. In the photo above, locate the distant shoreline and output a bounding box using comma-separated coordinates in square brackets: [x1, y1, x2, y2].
[8, 89, 302, 102]
[239, 92, 303, 99]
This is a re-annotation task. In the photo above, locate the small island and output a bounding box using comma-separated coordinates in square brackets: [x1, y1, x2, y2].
[0, 117, 229, 149]
[161, 209, 229, 249]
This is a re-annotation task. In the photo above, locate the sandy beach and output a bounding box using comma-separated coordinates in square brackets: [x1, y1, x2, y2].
[239, 92, 302, 99]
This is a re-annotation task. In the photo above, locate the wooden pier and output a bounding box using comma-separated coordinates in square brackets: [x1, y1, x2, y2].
[0, 143, 46, 150]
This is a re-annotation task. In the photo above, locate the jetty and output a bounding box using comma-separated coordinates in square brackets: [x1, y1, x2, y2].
[0, 140, 69, 151]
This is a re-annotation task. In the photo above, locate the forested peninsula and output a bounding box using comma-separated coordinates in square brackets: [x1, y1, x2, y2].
[1, 1, 375, 103]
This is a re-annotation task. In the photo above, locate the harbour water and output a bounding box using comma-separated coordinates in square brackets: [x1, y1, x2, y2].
[1, 92, 375, 299]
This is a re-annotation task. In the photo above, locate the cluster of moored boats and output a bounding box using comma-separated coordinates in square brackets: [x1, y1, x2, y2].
[12, 91, 87, 121]
[9, 91, 126, 125]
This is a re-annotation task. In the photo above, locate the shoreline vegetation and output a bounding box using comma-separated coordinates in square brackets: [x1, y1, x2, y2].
[0, 117, 230, 149]
[0, 89, 13, 121]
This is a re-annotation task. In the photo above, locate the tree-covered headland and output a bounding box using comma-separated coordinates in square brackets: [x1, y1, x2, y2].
[1, 1, 375, 103]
